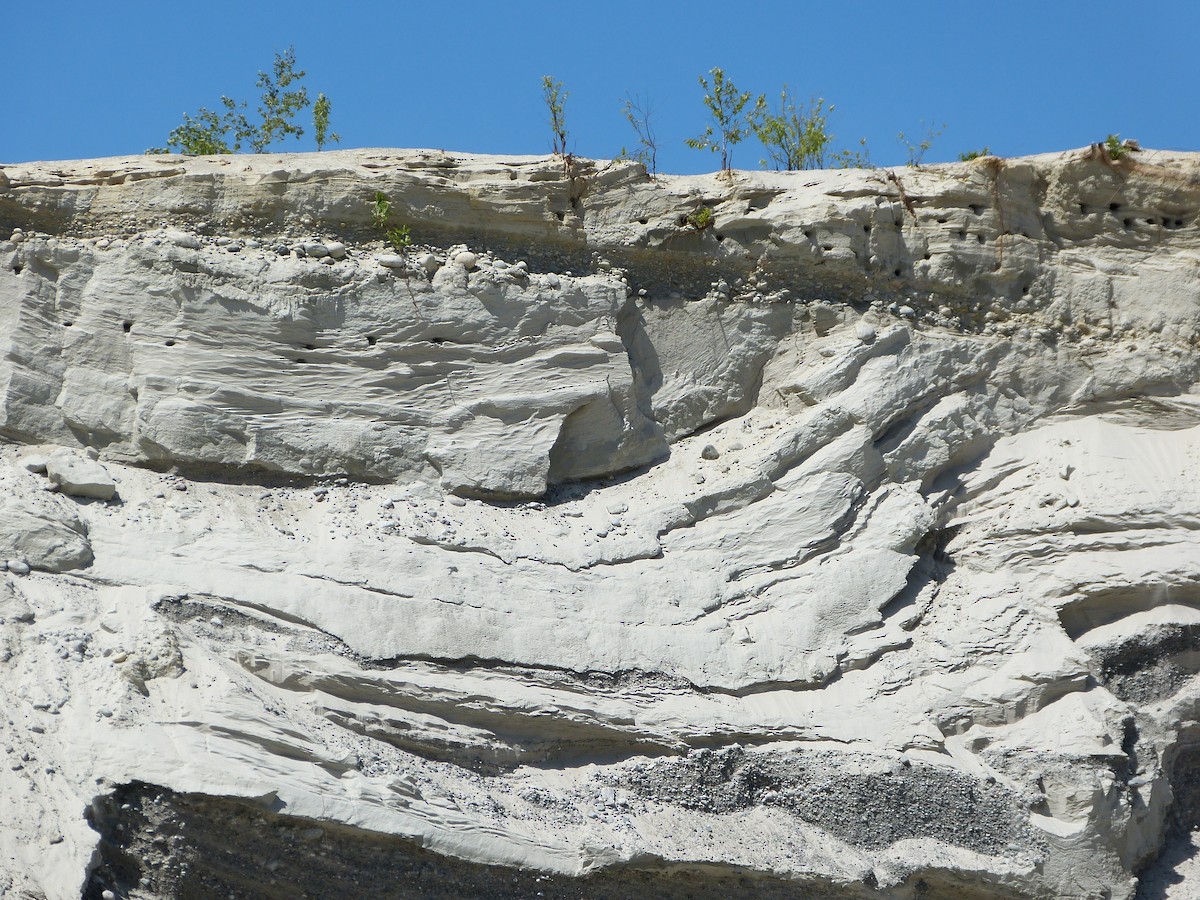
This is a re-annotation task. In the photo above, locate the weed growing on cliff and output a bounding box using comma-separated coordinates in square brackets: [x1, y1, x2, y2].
[686, 206, 714, 231]
[831, 137, 874, 169]
[897, 120, 944, 166]
[958, 147, 991, 161]
[686, 68, 757, 176]
[313, 93, 340, 151]
[543, 76, 569, 156]
[751, 89, 833, 171]
[1105, 134, 1127, 160]
[618, 92, 658, 175]
[149, 48, 331, 155]
[371, 192, 412, 252]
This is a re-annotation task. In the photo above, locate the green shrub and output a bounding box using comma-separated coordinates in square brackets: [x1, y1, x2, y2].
[1105, 134, 1126, 160]
[958, 147, 991, 161]
[372, 192, 412, 252]
[751, 89, 833, 171]
[149, 47, 330, 155]
[542, 76, 569, 156]
[686, 206, 714, 231]
[685, 68, 757, 176]
[313, 93, 339, 151]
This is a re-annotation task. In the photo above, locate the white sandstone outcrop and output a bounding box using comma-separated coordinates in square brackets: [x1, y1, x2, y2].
[0, 146, 1198, 899]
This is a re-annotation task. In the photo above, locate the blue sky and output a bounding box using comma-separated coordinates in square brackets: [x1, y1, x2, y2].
[5, 1, 1193, 172]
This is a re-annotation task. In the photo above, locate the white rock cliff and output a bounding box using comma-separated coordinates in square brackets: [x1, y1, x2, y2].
[1, 146, 1199, 898]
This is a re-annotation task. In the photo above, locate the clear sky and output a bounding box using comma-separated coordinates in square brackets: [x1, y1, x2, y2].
[5, 0, 1194, 172]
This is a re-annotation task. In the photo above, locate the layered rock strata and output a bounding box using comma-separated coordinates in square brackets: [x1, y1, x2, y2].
[0, 146, 1198, 898]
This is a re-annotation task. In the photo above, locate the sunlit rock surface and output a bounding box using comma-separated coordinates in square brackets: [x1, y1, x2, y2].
[1, 146, 1199, 898]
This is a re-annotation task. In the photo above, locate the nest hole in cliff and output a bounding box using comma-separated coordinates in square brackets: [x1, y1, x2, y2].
[122, 320, 132, 333]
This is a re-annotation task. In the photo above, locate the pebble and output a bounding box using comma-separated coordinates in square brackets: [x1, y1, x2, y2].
[95, 238, 110, 250]
[855, 322, 877, 344]
[320, 256, 335, 265]
[898, 305, 916, 318]
[376, 254, 407, 269]
[447, 495, 467, 507]
[417, 253, 439, 275]
[701, 444, 720, 461]
[326, 241, 347, 260]
[102, 891, 116, 900]
[545, 274, 561, 289]
[7, 560, 30, 576]
[215, 236, 231, 247]
[303, 242, 328, 258]
[454, 251, 477, 270]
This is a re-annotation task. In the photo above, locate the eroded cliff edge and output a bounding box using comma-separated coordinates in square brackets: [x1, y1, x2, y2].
[1, 147, 1199, 899]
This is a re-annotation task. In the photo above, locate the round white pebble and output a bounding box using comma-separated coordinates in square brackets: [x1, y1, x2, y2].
[454, 251, 477, 270]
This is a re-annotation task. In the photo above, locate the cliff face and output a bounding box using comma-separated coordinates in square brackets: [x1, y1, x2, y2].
[0, 147, 1199, 899]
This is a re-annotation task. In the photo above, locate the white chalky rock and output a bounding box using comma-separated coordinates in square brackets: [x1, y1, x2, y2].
[19, 455, 48, 474]
[376, 253, 406, 268]
[0, 148, 1198, 900]
[0, 496, 92, 572]
[44, 450, 116, 501]
[453, 250, 477, 269]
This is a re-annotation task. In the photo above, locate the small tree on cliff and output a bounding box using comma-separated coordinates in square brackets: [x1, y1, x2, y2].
[685, 68, 759, 176]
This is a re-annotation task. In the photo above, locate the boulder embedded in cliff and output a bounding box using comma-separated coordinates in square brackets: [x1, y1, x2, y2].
[45, 450, 116, 501]
[0, 495, 93, 572]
